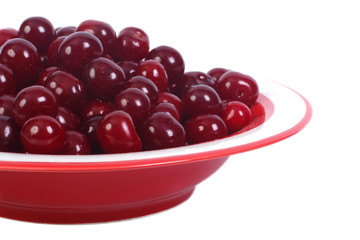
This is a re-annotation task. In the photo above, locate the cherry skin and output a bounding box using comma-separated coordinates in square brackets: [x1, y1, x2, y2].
[150, 102, 180, 122]
[146, 45, 185, 84]
[37, 66, 59, 85]
[141, 112, 185, 150]
[80, 99, 113, 121]
[20, 115, 66, 154]
[58, 32, 103, 76]
[113, 27, 149, 62]
[0, 38, 42, 89]
[62, 130, 91, 155]
[82, 57, 126, 101]
[19, 17, 55, 53]
[218, 71, 259, 107]
[55, 26, 76, 37]
[97, 110, 142, 153]
[114, 88, 151, 127]
[0, 64, 16, 95]
[56, 106, 80, 131]
[181, 85, 223, 119]
[0, 116, 20, 152]
[221, 101, 252, 134]
[45, 70, 87, 112]
[46, 36, 66, 66]
[0, 28, 18, 46]
[136, 60, 168, 92]
[126, 76, 159, 105]
[12, 85, 58, 126]
[0, 95, 15, 117]
[207, 68, 229, 82]
[80, 115, 103, 153]
[175, 71, 217, 98]
[117, 61, 138, 80]
[184, 114, 228, 144]
[158, 92, 182, 117]
[76, 20, 116, 55]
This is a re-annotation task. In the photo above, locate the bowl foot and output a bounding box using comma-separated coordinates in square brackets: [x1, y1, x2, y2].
[0, 187, 195, 224]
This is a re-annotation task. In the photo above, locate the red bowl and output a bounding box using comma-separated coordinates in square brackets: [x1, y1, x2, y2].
[0, 78, 312, 224]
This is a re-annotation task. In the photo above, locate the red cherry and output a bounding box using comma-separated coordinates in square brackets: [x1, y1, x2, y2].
[126, 76, 159, 105]
[136, 60, 168, 92]
[55, 26, 76, 38]
[0, 28, 18, 46]
[117, 61, 138, 80]
[221, 101, 252, 134]
[80, 99, 113, 121]
[175, 71, 217, 98]
[150, 102, 180, 122]
[62, 130, 91, 155]
[37, 66, 59, 85]
[46, 36, 66, 67]
[56, 106, 80, 131]
[97, 110, 142, 153]
[0, 94, 15, 117]
[20, 115, 66, 154]
[157, 92, 182, 117]
[0, 116, 20, 152]
[80, 115, 103, 153]
[184, 114, 228, 144]
[0, 64, 16, 95]
[207, 68, 229, 82]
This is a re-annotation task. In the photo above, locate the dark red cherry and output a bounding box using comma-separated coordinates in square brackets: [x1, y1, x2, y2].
[114, 88, 151, 126]
[157, 92, 182, 117]
[207, 68, 229, 82]
[0, 64, 16, 95]
[62, 130, 91, 155]
[218, 71, 259, 107]
[58, 32, 103, 76]
[20, 115, 66, 154]
[0, 38, 42, 89]
[80, 99, 113, 121]
[56, 106, 80, 131]
[19, 17, 55, 53]
[76, 20, 116, 55]
[0, 95, 14, 117]
[175, 71, 217, 98]
[136, 60, 168, 92]
[82, 57, 126, 101]
[117, 61, 139, 80]
[12, 85, 58, 126]
[150, 102, 180, 122]
[221, 101, 252, 134]
[0, 116, 20, 152]
[184, 114, 228, 144]
[97, 110, 142, 153]
[45, 70, 87, 112]
[146, 45, 185, 84]
[37, 66, 59, 85]
[181, 85, 223, 119]
[80, 115, 102, 153]
[46, 36, 65, 66]
[113, 27, 149, 62]
[141, 112, 185, 150]
[0, 28, 18, 46]
[55, 26, 76, 37]
[126, 75, 159, 105]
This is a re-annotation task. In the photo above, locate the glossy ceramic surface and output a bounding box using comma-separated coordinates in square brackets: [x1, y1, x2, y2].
[0, 78, 312, 224]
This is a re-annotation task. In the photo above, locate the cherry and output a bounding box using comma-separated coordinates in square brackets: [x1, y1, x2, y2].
[58, 32, 103, 76]
[181, 85, 223, 119]
[0, 116, 20, 152]
[56, 106, 80, 131]
[55, 26, 76, 37]
[97, 110, 142, 153]
[82, 57, 126, 101]
[218, 71, 259, 107]
[146, 45, 185, 84]
[207, 68, 229, 82]
[20, 115, 66, 154]
[221, 101, 252, 134]
[45, 70, 87, 112]
[150, 102, 180, 122]
[76, 20, 116, 55]
[19, 17, 55, 53]
[0, 28, 18, 46]
[37, 66, 59, 85]
[46, 36, 66, 66]
[0, 95, 14, 116]
[141, 112, 185, 150]
[184, 114, 228, 144]
[80, 99, 113, 121]
[136, 60, 168, 92]
[12, 85, 58, 126]
[117, 61, 139, 80]
[175, 71, 217, 98]
[157, 92, 182, 117]
[126, 76, 159, 105]
[62, 130, 91, 155]
[80, 115, 102, 153]
[0, 64, 16, 95]
[0, 38, 42, 89]
[113, 27, 149, 62]
[114, 88, 151, 126]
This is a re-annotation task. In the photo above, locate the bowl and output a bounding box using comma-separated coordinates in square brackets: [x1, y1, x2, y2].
[0, 78, 312, 224]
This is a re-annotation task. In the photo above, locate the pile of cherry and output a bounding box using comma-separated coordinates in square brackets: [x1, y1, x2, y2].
[0, 17, 259, 155]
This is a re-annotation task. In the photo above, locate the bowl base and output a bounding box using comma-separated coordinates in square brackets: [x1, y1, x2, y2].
[0, 187, 195, 224]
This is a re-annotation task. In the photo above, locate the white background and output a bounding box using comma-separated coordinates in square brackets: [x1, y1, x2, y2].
[1, 0, 360, 239]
